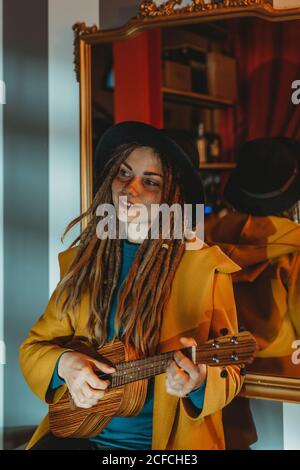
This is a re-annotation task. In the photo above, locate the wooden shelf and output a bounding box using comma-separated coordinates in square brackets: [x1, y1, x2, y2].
[162, 87, 235, 109]
[199, 163, 236, 170]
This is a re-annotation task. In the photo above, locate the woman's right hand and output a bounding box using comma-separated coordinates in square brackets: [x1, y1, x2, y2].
[58, 351, 116, 409]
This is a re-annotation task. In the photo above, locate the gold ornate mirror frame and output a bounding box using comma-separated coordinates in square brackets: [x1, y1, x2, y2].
[74, 0, 300, 403]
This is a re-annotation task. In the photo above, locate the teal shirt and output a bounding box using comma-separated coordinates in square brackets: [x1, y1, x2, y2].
[50, 239, 206, 450]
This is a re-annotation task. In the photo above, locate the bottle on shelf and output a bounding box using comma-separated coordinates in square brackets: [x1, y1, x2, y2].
[197, 123, 207, 165]
[205, 132, 222, 163]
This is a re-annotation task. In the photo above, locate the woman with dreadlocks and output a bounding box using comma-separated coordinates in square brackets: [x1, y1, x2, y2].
[20, 122, 243, 450]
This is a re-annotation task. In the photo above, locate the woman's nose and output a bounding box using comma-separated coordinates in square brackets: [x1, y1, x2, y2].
[123, 177, 141, 196]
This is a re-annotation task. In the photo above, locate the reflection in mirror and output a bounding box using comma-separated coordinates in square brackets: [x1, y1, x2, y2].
[82, 12, 300, 406]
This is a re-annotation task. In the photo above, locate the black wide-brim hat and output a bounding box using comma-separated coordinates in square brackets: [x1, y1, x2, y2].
[225, 137, 300, 216]
[94, 121, 205, 207]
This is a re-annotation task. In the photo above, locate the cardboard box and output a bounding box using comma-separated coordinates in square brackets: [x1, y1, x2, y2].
[163, 61, 192, 91]
[269, 0, 300, 8]
[163, 28, 208, 53]
[164, 103, 193, 132]
[207, 52, 238, 101]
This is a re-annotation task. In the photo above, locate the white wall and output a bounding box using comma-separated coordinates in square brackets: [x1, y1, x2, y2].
[251, 399, 283, 450]
[48, 0, 99, 292]
[0, 0, 3, 451]
[283, 403, 300, 450]
[250, 400, 300, 450]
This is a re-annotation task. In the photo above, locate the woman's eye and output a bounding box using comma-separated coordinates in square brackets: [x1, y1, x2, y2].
[144, 179, 160, 187]
[119, 168, 131, 178]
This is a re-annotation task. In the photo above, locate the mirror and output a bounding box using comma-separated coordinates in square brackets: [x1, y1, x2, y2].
[73, 0, 300, 404]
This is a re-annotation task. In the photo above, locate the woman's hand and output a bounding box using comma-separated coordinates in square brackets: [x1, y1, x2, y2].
[165, 337, 207, 398]
[58, 351, 116, 409]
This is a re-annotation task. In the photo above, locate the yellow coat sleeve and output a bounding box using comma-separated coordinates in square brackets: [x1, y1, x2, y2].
[19, 249, 77, 405]
[181, 271, 244, 420]
[288, 252, 300, 338]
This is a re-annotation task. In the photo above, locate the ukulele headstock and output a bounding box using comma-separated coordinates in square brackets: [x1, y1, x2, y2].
[196, 331, 257, 367]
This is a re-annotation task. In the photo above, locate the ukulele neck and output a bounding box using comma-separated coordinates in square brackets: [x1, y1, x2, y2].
[108, 350, 178, 388]
[96, 332, 255, 388]
[100, 347, 199, 388]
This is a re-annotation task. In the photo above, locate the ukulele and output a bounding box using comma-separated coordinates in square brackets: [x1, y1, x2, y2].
[49, 331, 256, 438]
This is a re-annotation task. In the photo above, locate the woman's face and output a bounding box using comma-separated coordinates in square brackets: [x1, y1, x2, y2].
[112, 146, 163, 223]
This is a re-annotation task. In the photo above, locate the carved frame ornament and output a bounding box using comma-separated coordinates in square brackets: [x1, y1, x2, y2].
[139, 0, 270, 18]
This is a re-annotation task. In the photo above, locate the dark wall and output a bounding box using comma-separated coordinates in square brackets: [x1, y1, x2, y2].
[3, 0, 49, 426]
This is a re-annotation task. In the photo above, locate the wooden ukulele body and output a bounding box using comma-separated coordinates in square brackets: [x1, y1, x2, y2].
[49, 339, 148, 438]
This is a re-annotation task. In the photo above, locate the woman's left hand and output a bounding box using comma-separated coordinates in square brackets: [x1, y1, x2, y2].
[165, 337, 207, 398]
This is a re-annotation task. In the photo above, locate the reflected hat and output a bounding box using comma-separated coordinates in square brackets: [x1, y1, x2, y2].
[94, 120, 205, 206]
[225, 137, 300, 215]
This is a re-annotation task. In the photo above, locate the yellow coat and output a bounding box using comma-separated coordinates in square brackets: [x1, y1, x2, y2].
[20, 242, 243, 450]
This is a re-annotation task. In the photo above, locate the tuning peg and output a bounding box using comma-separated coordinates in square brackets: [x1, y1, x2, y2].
[220, 368, 228, 378]
[212, 356, 220, 364]
[231, 353, 239, 362]
[230, 336, 239, 345]
[240, 366, 247, 376]
[212, 340, 220, 349]
[220, 328, 228, 336]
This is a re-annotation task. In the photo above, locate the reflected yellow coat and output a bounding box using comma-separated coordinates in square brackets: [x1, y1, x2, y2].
[206, 214, 300, 358]
[20, 243, 243, 450]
